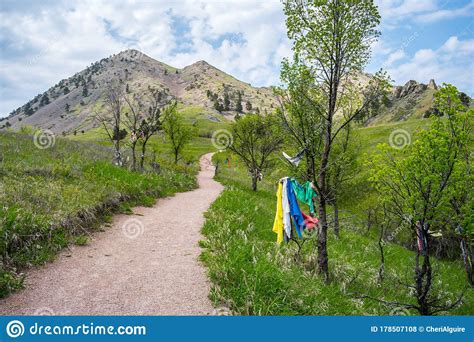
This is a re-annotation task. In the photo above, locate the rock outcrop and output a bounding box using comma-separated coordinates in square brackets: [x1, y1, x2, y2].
[392, 79, 434, 99]
[428, 79, 438, 90]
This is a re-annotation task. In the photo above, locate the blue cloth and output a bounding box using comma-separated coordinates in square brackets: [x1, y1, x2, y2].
[286, 179, 305, 238]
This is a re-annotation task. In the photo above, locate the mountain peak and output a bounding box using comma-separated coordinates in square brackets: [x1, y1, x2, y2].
[2, 51, 277, 133]
[192, 60, 211, 67]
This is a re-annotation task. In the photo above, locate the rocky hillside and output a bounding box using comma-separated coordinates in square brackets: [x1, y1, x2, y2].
[365, 78, 440, 125]
[2, 49, 469, 133]
[1, 50, 277, 134]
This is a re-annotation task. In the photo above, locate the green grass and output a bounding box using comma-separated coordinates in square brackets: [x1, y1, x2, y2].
[200, 120, 473, 316]
[0, 131, 197, 297]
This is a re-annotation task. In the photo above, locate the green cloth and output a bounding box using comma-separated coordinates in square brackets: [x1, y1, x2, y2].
[291, 178, 317, 214]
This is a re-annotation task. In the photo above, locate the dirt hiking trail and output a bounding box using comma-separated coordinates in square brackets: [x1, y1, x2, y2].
[0, 153, 224, 315]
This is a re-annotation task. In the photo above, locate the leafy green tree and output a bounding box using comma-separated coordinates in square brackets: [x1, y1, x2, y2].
[369, 84, 472, 313]
[162, 104, 195, 163]
[65, 103, 70, 112]
[235, 91, 243, 113]
[224, 92, 231, 111]
[282, 0, 384, 280]
[459, 92, 470, 107]
[63, 86, 70, 95]
[229, 113, 283, 191]
[82, 86, 88, 97]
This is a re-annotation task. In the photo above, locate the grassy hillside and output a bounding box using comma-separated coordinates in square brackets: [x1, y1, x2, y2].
[200, 119, 473, 315]
[0, 131, 198, 297]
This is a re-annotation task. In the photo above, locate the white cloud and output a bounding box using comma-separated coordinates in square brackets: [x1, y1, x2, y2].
[383, 49, 406, 67]
[376, 0, 437, 25]
[0, 0, 291, 115]
[416, 0, 474, 23]
[387, 36, 474, 93]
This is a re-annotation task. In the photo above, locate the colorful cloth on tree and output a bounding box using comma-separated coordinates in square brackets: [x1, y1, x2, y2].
[282, 148, 305, 167]
[272, 177, 319, 243]
[272, 181, 284, 244]
[281, 178, 292, 240]
[291, 179, 317, 214]
[287, 179, 305, 238]
[302, 212, 318, 231]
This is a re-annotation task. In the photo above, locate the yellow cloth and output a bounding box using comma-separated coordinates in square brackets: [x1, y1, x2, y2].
[272, 182, 284, 244]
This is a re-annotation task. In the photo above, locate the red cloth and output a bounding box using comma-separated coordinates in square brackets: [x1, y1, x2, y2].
[302, 212, 318, 231]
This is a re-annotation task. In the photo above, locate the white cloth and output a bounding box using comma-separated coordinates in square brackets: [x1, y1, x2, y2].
[282, 149, 305, 167]
[281, 177, 291, 239]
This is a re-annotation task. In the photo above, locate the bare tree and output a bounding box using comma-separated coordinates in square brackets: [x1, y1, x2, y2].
[139, 90, 169, 169]
[95, 83, 127, 166]
[123, 94, 143, 170]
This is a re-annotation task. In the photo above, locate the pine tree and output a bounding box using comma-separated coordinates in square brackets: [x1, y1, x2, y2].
[245, 100, 252, 111]
[224, 92, 231, 111]
[235, 92, 243, 113]
[40, 94, 50, 106]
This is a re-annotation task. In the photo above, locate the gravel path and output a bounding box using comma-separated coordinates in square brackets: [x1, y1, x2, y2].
[0, 153, 223, 315]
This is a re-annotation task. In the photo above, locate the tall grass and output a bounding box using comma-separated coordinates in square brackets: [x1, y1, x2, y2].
[0, 131, 196, 297]
[200, 139, 473, 315]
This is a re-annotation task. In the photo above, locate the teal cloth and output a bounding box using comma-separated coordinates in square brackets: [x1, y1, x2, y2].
[291, 179, 317, 214]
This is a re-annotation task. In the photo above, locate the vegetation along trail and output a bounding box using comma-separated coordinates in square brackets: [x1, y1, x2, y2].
[0, 153, 223, 315]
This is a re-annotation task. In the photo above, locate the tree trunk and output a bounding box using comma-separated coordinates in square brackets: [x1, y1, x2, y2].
[131, 141, 137, 170]
[378, 224, 385, 283]
[174, 148, 179, 164]
[316, 125, 331, 282]
[415, 224, 433, 315]
[317, 197, 329, 282]
[140, 138, 148, 170]
[460, 238, 474, 287]
[113, 140, 122, 166]
[333, 199, 339, 238]
[251, 173, 258, 191]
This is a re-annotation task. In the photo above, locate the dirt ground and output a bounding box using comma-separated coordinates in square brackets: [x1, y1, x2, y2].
[0, 153, 223, 315]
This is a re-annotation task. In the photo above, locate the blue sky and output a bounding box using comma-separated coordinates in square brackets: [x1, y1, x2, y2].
[0, 0, 473, 117]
